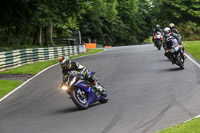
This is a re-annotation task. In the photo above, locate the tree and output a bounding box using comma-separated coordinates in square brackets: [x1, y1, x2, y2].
[79, 0, 153, 46]
[176, 21, 200, 41]
[151, 0, 200, 40]
[152, 0, 200, 26]
[79, 0, 118, 44]
[0, 0, 33, 46]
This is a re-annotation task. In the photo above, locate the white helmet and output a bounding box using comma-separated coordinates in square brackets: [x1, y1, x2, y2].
[164, 27, 171, 37]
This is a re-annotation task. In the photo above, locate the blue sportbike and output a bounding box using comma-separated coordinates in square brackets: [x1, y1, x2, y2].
[60, 70, 109, 109]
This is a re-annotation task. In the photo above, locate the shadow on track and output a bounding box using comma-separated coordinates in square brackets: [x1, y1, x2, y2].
[52, 102, 102, 114]
[158, 67, 183, 73]
[162, 67, 182, 72]
[53, 107, 80, 114]
[89, 102, 102, 108]
[159, 59, 170, 62]
[166, 67, 183, 71]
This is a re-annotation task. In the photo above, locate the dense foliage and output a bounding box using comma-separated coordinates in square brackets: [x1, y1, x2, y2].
[0, 0, 199, 50]
[151, 0, 200, 40]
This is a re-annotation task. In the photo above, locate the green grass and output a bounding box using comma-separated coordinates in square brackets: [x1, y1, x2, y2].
[0, 59, 59, 74]
[0, 48, 104, 74]
[157, 118, 200, 133]
[0, 80, 23, 98]
[184, 41, 200, 61]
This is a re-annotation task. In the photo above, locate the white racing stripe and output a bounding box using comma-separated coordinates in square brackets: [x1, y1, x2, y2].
[0, 49, 106, 102]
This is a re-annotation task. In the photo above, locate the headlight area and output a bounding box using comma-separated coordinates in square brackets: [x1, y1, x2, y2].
[61, 85, 68, 91]
[61, 77, 76, 92]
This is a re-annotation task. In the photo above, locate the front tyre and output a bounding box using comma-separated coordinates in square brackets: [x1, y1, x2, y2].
[176, 55, 184, 70]
[70, 88, 89, 110]
[157, 41, 161, 50]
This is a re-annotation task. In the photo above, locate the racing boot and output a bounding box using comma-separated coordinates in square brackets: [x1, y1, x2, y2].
[92, 81, 104, 94]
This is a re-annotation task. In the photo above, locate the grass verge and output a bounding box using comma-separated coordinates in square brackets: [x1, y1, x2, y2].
[157, 118, 200, 133]
[184, 41, 200, 61]
[0, 49, 104, 74]
[0, 80, 23, 98]
[157, 41, 200, 133]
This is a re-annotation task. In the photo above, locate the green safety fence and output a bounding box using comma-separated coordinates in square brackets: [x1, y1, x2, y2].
[97, 44, 104, 48]
[0, 45, 86, 72]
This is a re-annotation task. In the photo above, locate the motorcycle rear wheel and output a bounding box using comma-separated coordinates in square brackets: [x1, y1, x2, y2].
[98, 86, 109, 103]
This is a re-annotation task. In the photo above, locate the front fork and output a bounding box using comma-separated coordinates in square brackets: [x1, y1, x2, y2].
[179, 48, 186, 63]
[170, 54, 175, 64]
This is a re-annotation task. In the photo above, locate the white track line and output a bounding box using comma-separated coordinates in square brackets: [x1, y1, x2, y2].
[0, 49, 106, 102]
[184, 53, 200, 122]
[185, 53, 200, 68]
[0, 63, 59, 102]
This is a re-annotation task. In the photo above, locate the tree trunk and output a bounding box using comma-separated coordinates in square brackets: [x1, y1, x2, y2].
[45, 24, 54, 46]
[38, 25, 42, 46]
[45, 26, 50, 46]
[33, 25, 42, 46]
[50, 24, 54, 46]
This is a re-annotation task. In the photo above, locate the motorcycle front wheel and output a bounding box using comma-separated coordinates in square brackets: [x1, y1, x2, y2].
[157, 41, 161, 50]
[70, 88, 89, 110]
[176, 55, 184, 70]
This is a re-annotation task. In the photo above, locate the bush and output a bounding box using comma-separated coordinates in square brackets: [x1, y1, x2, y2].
[143, 36, 153, 44]
[177, 21, 200, 41]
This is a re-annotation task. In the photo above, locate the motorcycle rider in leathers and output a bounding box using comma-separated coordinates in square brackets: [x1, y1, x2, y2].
[152, 24, 164, 43]
[169, 23, 182, 45]
[163, 26, 182, 50]
[163, 27, 185, 63]
[59, 56, 103, 92]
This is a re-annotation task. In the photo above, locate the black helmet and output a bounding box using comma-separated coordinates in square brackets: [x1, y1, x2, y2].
[60, 56, 70, 69]
[155, 24, 160, 30]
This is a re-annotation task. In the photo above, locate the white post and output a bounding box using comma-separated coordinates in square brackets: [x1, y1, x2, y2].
[78, 31, 81, 44]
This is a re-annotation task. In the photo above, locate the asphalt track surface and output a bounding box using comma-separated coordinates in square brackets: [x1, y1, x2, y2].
[1, 44, 200, 133]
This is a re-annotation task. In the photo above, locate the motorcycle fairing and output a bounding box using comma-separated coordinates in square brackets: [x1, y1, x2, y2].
[75, 80, 101, 104]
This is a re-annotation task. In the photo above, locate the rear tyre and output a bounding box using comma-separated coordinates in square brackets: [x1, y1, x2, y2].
[99, 88, 109, 103]
[70, 88, 89, 110]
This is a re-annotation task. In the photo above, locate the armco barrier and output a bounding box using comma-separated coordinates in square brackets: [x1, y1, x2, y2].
[0, 45, 86, 72]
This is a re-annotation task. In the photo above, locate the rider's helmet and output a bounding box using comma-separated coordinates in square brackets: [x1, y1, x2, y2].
[60, 56, 70, 69]
[164, 27, 171, 37]
[155, 24, 160, 30]
[169, 23, 175, 30]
